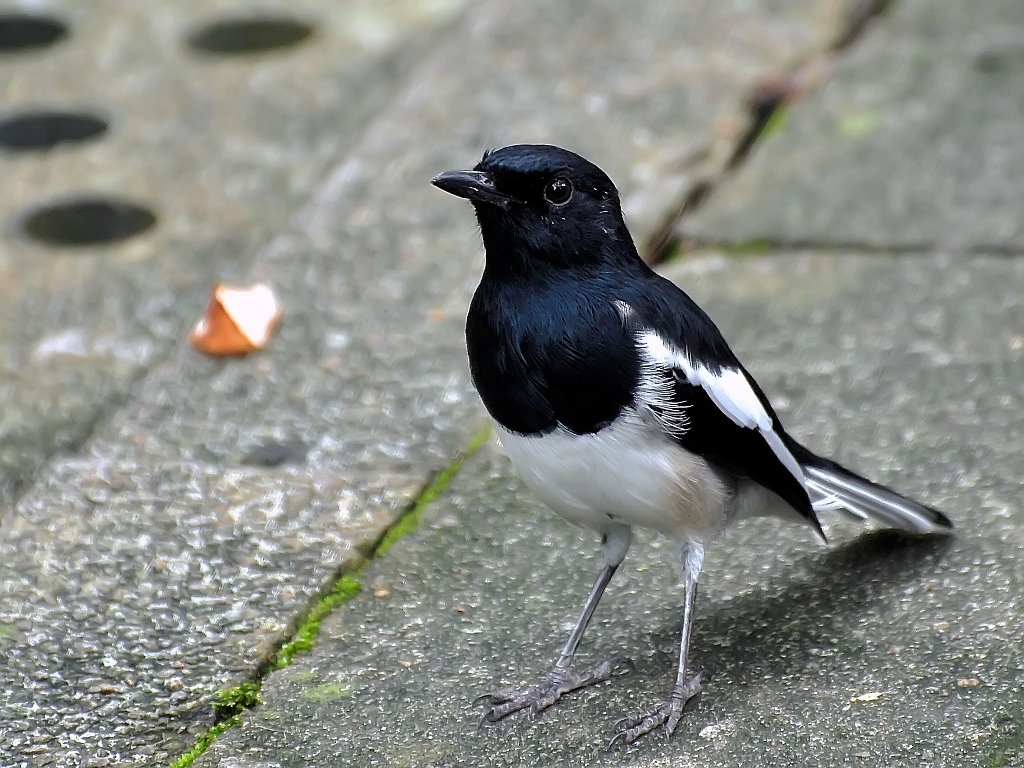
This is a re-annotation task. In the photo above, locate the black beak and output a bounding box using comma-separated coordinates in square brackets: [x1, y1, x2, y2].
[431, 169, 516, 209]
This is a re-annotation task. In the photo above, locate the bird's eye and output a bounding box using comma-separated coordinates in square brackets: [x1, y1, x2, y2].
[543, 177, 573, 205]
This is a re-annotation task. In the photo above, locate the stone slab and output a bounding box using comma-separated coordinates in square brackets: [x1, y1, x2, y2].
[0, 0, 463, 508]
[0, 0, 881, 764]
[682, 0, 1024, 252]
[0, 459, 397, 760]
[198, 252, 1023, 767]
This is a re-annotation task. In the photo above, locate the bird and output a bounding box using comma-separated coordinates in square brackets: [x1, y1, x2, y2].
[431, 144, 952, 747]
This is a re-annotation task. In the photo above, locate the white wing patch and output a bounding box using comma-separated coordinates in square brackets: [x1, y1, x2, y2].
[614, 301, 691, 438]
[614, 302, 809, 490]
[681, 362, 770, 431]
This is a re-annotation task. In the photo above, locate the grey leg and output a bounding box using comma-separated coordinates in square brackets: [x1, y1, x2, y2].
[608, 541, 705, 748]
[476, 526, 632, 725]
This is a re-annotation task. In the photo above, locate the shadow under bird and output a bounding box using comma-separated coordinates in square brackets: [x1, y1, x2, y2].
[431, 144, 952, 747]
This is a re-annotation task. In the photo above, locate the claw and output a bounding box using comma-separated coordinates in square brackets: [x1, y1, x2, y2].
[472, 691, 505, 707]
[473, 656, 626, 727]
[612, 711, 643, 731]
[607, 672, 704, 748]
[605, 731, 628, 750]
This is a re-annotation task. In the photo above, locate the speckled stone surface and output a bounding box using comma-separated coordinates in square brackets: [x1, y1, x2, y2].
[0, 460, 391, 757]
[0, 0, 464, 508]
[197, 253, 1023, 768]
[1, 1, 848, 765]
[0, 2, 468, 765]
[681, 0, 1024, 251]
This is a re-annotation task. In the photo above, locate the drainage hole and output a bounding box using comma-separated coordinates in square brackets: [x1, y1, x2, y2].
[19, 197, 157, 247]
[0, 13, 68, 52]
[186, 17, 314, 55]
[0, 111, 107, 151]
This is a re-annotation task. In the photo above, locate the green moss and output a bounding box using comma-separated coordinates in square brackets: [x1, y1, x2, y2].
[166, 423, 491, 766]
[837, 110, 880, 138]
[724, 239, 772, 256]
[212, 681, 262, 718]
[167, 715, 240, 768]
[376, 423, 491, 556]
[301, 681, 352, 701]
[272, 424, 490, 671]
[760, 105, 789, 138]
[274, 574, 363, 669]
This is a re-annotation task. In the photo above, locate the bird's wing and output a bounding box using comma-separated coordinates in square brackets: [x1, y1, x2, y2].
[614, 299, 821, 532]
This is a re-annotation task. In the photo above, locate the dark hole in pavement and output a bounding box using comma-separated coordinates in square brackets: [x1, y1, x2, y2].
[0, 13, 68, 52]
[0, 112, 107, 150]
[187, 17, 314, 55]
[242, 439, 309, 467]
[19, 197, 156, 247]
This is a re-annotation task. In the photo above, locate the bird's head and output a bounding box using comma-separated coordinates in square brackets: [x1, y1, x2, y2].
[432, 144, 636, 273]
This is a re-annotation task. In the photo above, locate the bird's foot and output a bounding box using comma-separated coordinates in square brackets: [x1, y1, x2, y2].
[607, 670, 704, 748]
[475, 655, 631, 726]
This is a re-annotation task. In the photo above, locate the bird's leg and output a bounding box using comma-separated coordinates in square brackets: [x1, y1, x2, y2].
[476, 526, 632, 725]
[608, 541, 705, 748]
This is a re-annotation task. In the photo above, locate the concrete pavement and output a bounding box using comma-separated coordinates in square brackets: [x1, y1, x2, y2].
[1, 1, 1020, 766]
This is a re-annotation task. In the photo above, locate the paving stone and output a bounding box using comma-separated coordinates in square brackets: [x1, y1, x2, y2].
[197, 252, 1023, 767]
[682, 0, 1024, 251]
[0, 0, 889, 764]
[0, 2, 469, 765]
[0, 459, 396, 761]
[0, 0, 463, 508]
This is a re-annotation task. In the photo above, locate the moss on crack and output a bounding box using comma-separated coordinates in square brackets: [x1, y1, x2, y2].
[759, 103, 789, 139]
[165, 423, 491, 767]
[168, 716, 240, 768]
[213, 681, 262, 718]
[274, 573, 363, 669]
[377, 423, 492, 555]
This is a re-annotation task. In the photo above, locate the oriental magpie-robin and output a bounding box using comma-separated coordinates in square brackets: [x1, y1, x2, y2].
[432, 144, 952, 746]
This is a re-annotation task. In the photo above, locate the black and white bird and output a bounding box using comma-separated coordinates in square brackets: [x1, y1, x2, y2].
[431, 144, 952, 747]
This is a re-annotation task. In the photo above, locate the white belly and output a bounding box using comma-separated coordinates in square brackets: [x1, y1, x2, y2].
[495, 409, 730, 540]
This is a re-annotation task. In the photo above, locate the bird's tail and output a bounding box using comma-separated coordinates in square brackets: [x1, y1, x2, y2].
[799, 453, 953, 534]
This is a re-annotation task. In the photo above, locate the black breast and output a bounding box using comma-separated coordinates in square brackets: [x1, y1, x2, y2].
[466, 277, 639, 436]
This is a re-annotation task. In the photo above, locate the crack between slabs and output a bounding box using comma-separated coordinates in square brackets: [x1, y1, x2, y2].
[166, 423, 491, 768]
[643, 0, 899, 265]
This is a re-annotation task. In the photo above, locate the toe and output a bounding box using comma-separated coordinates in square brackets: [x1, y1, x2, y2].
[612, 711, 644, 731]
[472, 691, 505, 707]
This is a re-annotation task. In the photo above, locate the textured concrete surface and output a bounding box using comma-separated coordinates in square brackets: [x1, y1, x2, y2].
[682, 0, 1024, 251]
[5, 1, 1021, 766]
[0, 461, 390, 757]
[197, 253, 1023, 768]
[1, 2, 469, 765]
[0, 0, 463, 508]
[1, 1, 850, 765]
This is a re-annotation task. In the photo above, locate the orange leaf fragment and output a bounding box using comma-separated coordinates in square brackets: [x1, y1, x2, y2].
[189, 282, 282, 356]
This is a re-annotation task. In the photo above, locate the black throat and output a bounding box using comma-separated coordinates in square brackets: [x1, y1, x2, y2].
[465, 230, 646, 437]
